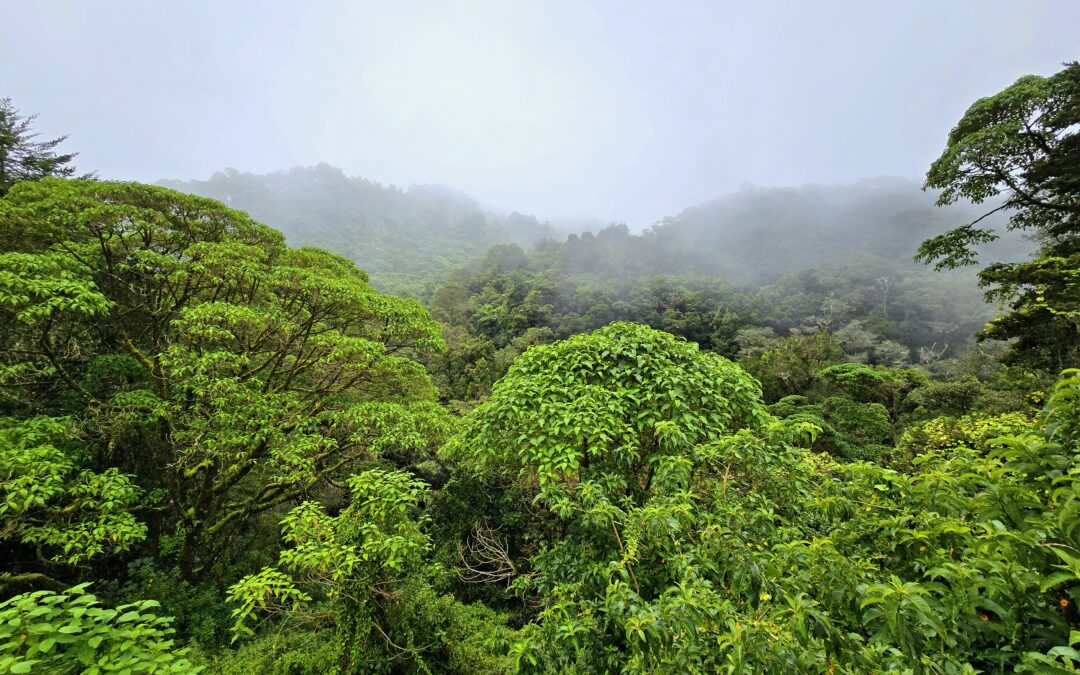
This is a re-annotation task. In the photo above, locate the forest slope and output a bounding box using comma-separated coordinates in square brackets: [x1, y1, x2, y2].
[160, 164, 556, 293]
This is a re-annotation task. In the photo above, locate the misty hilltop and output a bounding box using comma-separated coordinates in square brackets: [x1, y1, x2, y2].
[163, 168, 1026, 292]
[159, 163, 557, 293]
[641, 176, 1027, 284]
[158, 167, 1023, 368]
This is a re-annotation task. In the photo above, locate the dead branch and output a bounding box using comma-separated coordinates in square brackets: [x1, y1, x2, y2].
[456, 522, 516, 585]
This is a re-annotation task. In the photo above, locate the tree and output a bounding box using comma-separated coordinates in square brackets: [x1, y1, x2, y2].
[449, 322, 766, 509]
[226, 467, 513, 673]
[742, 330, 844, 401]
[227, 470, 431, 665]
[0, 99, 80, 197]
[0, 179, 445, 581]
[454, 324, 1080, 671]
[448, 324, 798, 671]
[918, 62, 1080, 369]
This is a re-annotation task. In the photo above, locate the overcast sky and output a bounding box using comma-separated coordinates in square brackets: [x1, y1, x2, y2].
[2, 1, 1077, 227]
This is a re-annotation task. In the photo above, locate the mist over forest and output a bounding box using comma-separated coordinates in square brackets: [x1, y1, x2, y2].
[162, 167, 1023, 386]
[1, 3, 1079, 673]
[160, 165, 557, 290]
[163, 167, 1026, 289]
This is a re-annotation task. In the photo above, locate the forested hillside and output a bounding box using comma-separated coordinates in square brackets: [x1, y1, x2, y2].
[419, 179, 1026, 403]
[160, 164, 557, 294]
[646, 177, 1030, 283]
[163, 168, 1024, 404]
[0, 60, 1078, 674]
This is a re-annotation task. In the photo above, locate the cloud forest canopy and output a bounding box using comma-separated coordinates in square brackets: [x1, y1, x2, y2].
[0, 60, 1079, 674]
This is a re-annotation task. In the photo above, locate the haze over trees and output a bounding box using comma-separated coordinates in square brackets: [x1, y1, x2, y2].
[0, 62, 1078, 674]
[160, 165, 557, 295]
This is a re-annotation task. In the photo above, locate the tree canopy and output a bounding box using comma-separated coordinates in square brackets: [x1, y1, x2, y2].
[1, 63, 1079, 673]
[0, 179, 444, 583]
[919, 61, 1080, 369]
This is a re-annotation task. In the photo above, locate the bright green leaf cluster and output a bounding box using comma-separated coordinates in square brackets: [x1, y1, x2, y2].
[0, 417, 147, 564]
[0, 583, 198, 673]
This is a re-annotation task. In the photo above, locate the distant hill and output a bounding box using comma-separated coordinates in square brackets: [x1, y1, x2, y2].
[160, 170, 1030, 297]
[530, 177, 1029, 285]
[159, 164, 556, 293]
[423, 178, 1036, 366]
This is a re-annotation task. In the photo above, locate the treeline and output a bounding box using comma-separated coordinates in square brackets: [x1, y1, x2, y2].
[159, 167, 1029, 300]
[424, 241, 1042, 468]
[159, 167, 1026, 407]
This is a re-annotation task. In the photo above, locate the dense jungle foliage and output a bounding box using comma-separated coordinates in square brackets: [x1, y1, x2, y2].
[0, 63, 1078, 673]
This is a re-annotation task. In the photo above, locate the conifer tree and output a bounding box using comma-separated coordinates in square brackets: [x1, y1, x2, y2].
[0, 98, 80, 196]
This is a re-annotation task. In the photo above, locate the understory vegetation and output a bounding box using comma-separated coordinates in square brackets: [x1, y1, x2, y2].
[0, 63, 1078, 673]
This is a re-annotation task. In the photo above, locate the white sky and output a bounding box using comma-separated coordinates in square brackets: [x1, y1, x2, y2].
[3, 1, 1078, 227]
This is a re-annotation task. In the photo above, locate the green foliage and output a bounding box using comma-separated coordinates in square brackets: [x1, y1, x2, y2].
[897, 411, 1033, 457]
[237, 469, 433, 626]
[116, 560, 238, 652]
[819, 362, 911, 405]
[226, 467, 510, 672]
[0, 583, 197, 673]
[0, 416, 146, 564]
[0, 250, 112, 324]
[210, 627, 339, 675]
[771, 395, 892, 461]
[980, 254, 1080, 370]
[448, 324, 1080, 672]
[920, 62, 1080, 370]
[449, 322, 766, 502]
[0, 178, 445, 579]
[743, 330, 844, 402]
[451, 324, 797, 671]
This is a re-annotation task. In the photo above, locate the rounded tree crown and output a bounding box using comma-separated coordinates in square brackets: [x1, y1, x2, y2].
[450, 322, 766, 492]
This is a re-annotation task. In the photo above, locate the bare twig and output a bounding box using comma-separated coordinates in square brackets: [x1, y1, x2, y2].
[457, 522, 517, 585]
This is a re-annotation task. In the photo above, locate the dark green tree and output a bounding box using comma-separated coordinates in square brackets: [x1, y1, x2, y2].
[0, 98, 80, 197]
[918, 62, 1080, 369]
